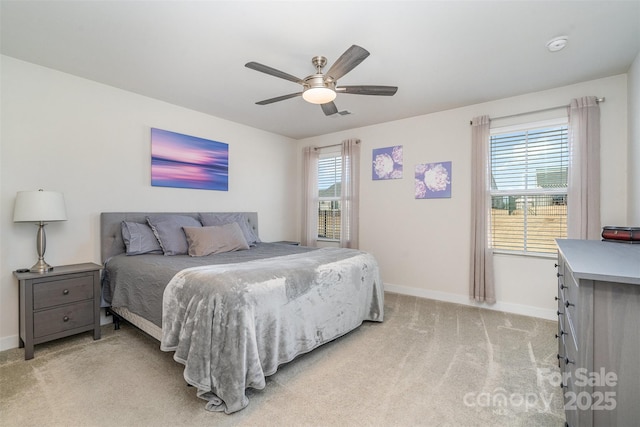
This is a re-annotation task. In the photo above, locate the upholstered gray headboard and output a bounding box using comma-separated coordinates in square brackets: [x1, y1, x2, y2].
[100, 212, 259, 263]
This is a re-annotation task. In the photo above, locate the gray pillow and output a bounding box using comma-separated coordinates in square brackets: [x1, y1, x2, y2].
[183, 223, 249, 257]
[121, 221, 163, 255]
[199, 213, 260, 245]
[146, 214, 201, 256]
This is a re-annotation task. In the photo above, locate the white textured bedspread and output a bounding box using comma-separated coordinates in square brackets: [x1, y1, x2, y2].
[160, 247, 384, 413]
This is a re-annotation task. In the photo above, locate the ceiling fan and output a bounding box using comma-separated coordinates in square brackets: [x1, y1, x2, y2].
[245, 45, 398, 116]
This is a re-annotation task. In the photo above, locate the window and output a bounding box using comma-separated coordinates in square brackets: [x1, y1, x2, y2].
[318, 153, 342, 240]
[490, 119, 568, 254]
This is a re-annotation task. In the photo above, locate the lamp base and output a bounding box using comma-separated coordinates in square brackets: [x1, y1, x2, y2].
[30, 221, 54, 273]
[30, 259, 53, 274]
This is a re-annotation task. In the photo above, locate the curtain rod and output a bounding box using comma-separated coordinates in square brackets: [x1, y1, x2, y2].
[313, 140, 360, 151]
[469, 97, 605, 125]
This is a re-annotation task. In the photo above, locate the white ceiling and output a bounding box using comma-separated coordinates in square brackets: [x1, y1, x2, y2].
[2, 1, 639, 140]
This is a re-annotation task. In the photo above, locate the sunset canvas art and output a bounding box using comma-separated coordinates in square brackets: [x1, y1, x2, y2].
[151, 128, 229, 191]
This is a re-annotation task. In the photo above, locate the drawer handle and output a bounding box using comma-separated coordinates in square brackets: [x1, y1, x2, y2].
[63, 316, 70, 322]
[557, 310, 564, 316]
[555, 330, 566, 339]
[555, 296, 559, 301]
[556, 272, 563, 278]
[554, 263, 558, 268]
[565, 300, 574, 308]
[63, 289, 69, 295]
[557, 354, 575, 366]
[559, 284, 567, 290]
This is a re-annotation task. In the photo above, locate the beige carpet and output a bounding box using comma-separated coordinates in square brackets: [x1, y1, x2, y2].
[0, 293, 565, 426]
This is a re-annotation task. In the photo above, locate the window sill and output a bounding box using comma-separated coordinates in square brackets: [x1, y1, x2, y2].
[492, 250, 557, 259]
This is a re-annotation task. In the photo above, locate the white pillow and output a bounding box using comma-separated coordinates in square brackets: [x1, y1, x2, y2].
[183, 223, 249, 257]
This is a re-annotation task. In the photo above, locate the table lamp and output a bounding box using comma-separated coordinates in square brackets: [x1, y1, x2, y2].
[13, 189, 67, 273]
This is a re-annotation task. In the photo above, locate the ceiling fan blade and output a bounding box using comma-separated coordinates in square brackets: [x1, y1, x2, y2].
[256, 92, 303, 105]
[321, 102, 338, 116]
[336, 85, 398, 96]
[325, 45, 370, 81]
[245, 62, 303, 84]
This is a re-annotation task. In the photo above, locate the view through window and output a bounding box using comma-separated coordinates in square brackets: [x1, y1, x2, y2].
[318, 154, 341, 240]
[490, 120, 568, 254]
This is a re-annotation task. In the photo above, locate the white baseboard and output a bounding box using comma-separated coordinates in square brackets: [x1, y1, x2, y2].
[384, 283, 557, 321]
[100, 308, 114, 326]
[0, 335, 19, 352]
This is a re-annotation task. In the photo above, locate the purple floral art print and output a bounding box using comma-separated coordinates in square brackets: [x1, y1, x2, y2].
[415, 161, 452, 199]
[372, 145, 403, 180]
[151, 128, 229, 191]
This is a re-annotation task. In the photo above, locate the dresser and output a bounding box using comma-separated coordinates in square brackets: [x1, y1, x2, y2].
[555, 239, 640, 426]
[15, 263, 102, 360]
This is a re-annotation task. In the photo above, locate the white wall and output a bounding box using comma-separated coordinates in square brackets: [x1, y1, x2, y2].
[0, 56, 298, 350]
[628, 52, 640, 225]
[298, 74, 629, 320]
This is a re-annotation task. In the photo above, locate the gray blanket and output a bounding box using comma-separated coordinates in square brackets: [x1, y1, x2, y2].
[103, 243, 316, 326]
[160, 247, 384, 413]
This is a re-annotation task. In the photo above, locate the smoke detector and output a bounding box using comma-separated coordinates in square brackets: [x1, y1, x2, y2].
[546, 36, 568, 52]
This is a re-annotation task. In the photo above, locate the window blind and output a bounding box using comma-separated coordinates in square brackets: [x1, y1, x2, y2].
[318, 155, 342, 240]
[490, 124, 568, 254]
[491, 126, 568, 192]
[318, 156, 342, 198]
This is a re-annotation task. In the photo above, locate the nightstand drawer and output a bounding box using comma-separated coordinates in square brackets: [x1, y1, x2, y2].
[33, 300, 94, 338]
[33, 275, 94, 310]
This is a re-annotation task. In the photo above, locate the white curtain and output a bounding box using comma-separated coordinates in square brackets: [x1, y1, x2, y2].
[567, 96, 601, 240]
[340, 139, 360, 249]
[301, 146, 319, 247]
[469, 116, 495, 304]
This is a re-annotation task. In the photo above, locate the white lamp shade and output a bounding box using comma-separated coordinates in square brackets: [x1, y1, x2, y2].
[302, 87, 337, 104]
[13, 190, 68, 222]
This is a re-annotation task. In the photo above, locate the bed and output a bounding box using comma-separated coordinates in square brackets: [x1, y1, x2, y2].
[100, 212, 384, 414]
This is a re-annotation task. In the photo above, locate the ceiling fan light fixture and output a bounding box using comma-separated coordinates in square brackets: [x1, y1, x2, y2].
[302, 86, 336, 104]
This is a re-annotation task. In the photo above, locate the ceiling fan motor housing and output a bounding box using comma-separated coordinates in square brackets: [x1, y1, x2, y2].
[304, 74, 335, 91]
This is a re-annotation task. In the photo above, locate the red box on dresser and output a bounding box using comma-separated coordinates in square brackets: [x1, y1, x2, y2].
[601, 226, 640, 243]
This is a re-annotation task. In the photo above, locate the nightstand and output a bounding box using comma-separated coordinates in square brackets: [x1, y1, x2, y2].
[14, 263, 102, 360]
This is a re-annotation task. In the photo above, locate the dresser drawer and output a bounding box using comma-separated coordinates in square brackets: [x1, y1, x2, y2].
[559, 265, 578, 307]
[33, 300, 94, 338]
[557, 310, 568, 339]
[563, 372, 579, 427]
[560, 266, 579, 339]
[33, 275, 94, 310]
[562, 327, 578, 368]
